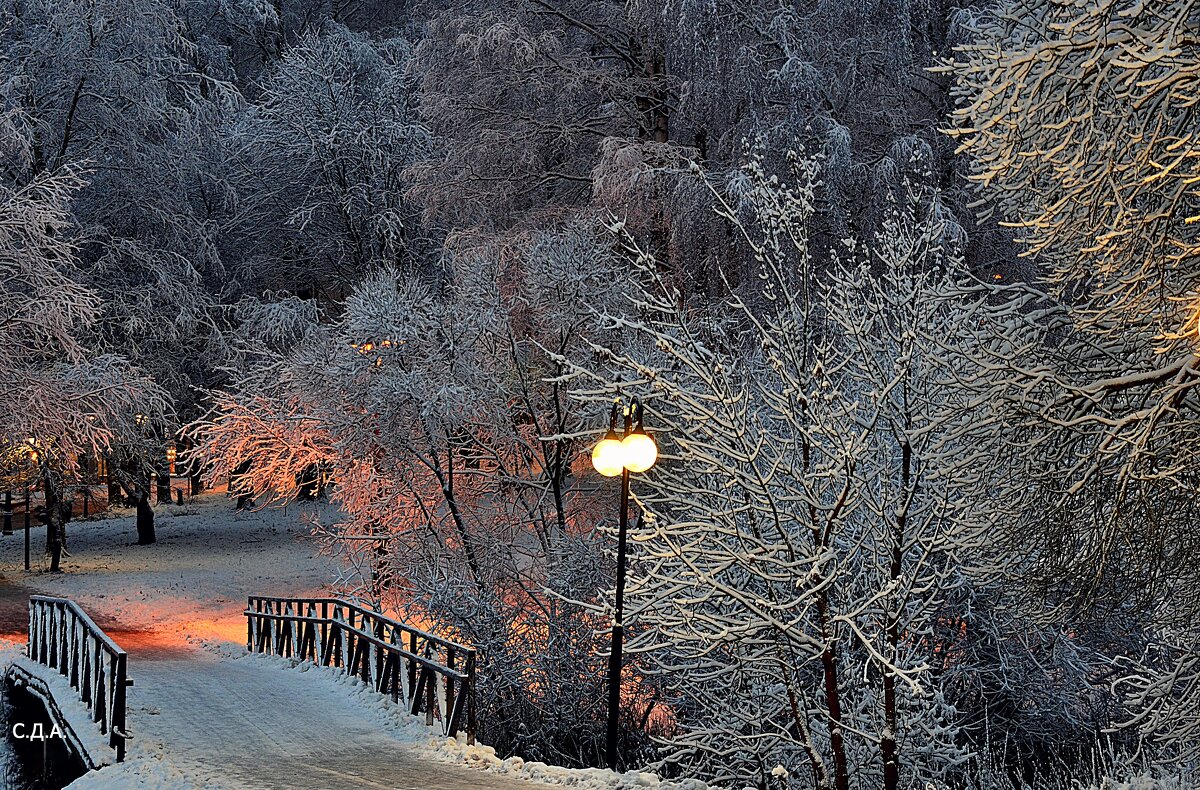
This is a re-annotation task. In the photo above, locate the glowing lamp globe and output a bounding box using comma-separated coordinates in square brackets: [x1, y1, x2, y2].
[591, 435, 625, 477]
[620, 432, 657, 473]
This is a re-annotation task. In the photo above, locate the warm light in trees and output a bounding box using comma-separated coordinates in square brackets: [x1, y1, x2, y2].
[620, 432, 657, 473]
[591, 433, 625, 477]
[591, 428, 658, 477]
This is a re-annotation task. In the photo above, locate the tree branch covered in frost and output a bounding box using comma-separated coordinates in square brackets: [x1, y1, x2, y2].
[0, 141, 170, 565]
[938, 0, 1200, 343]
[558, 153, 1017, 790]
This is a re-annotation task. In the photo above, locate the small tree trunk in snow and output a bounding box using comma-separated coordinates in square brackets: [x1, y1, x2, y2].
[42, 476, 69, 572]
[115, 465, 157, 545]
[818, 595, 851, 790]
[135, 487, 155, 545]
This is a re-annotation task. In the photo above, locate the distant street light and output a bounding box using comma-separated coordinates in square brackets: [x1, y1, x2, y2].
[591, 397, 657, 772]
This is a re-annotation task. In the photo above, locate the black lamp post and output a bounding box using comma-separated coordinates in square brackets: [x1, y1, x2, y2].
[591, 397, 657, 771]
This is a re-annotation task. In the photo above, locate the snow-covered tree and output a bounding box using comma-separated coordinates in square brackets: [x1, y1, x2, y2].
[1, 0, 240, 467]
[232, 23, 430, 301]
[191, 221, 658, 765]
[937, 0, 1200, 524]
[560, 153, 1010, 789]
[409, 0, 998, 296]
[941, 5, 1200, 765]
[0, 126, 169, 568]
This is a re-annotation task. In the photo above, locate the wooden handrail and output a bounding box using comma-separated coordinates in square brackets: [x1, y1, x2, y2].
[27, 595, 130, 762]
[245, 596, 477, 745]
[246, 596, 474, 653]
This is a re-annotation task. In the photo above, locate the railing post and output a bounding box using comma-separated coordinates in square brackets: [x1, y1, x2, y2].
[425, 666, 435, 727]
[445, 647, 456, 735]
[466, 650, 477, 746]
[92, 647, 105, 726]
[49, 602, 59, 670]
[374, 618, 384, 692]
[320, 601, 329, 662]
[407, 631, 418, 703]
[70, 614, 80, 689]
[112, 651, 127, 762]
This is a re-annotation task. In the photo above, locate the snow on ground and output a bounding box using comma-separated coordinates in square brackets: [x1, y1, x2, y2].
[0, 494, 714, 790]
[185, 641, 712, 790]
[0, 493, 341, 644]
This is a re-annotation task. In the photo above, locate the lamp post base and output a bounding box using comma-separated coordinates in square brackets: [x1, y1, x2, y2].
[606, 622, 624, 771]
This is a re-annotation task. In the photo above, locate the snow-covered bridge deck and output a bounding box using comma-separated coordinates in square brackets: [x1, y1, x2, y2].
[119, 639, 541, 789]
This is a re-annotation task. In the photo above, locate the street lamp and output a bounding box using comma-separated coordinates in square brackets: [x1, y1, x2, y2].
[591, 397, 657, 771]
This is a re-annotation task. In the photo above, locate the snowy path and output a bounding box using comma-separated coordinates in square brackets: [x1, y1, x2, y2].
[123, 645, 541, 789]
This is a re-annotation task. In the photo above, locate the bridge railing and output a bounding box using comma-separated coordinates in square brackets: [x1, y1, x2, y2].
[245, 596, 476, 744]
[27, 595, 130, 761]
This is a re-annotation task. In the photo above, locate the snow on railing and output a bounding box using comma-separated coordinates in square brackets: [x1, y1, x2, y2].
[26, 595, 130, 762]
[245, 595, 476, 745]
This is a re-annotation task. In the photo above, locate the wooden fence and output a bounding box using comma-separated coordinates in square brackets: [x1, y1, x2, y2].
[244, 596, 476, 744]
[27, 595, 130, 761]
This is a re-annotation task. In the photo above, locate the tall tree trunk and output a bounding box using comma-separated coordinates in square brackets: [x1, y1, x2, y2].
[803, 434, 851, 790]
[135, 488, 155, 545]
[881, 438, 913, 790]
[817, 594, 851, 790]
[42, 476, 69, 572]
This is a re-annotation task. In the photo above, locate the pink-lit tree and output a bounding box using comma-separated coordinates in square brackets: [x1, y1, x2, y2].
[191, 221, 662, 764]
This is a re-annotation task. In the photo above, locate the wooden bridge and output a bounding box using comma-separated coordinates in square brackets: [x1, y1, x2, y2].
[245, 596, 476, 743]
[2, 594, 537, 789]
[5, 595, 130, 768]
